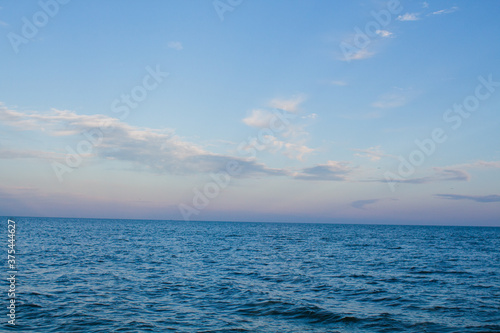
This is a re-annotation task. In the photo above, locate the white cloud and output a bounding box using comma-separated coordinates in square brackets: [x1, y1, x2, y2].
[422, 2, 429, 8]
[264, 135, 315, 161]
[269, 95, 306, 113]
[0, 106, 286, 177]
[341, 48, 375, 61]
[376, 30, 393, 38]
[167, 41, 183, 51]
[243, 95, 306, 127]
[431, 6, 458, 15]
[302, 113, 317, 119]
[283, 143, 315, 161]
[242, 109, 276, 128]
[0, 105, 112, 135]
[238, 133, 315, 162]
[397, 13, 420, 21]
[338, 24, 395, 62]
[2, 105, 353, 182]
[241, 97, 316, 161]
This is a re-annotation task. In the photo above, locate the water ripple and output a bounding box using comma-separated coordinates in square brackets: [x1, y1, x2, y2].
[7, 218, 500, 332]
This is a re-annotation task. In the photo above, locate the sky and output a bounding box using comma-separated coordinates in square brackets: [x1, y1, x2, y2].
[1, 0, 499, 225]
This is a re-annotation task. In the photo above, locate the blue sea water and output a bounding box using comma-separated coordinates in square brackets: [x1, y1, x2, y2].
[4, 217, 500, 332]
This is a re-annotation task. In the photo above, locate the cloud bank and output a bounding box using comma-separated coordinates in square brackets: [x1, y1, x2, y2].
[0, 104, 339, 181]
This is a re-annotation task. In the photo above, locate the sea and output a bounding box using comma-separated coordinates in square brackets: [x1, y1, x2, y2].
[3, 217, 500, 332]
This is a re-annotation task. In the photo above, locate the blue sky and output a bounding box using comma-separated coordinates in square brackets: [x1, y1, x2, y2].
[1, 0, 499, 225]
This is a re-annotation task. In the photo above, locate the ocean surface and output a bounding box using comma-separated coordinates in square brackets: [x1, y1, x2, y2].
[4, 217, 500, 332]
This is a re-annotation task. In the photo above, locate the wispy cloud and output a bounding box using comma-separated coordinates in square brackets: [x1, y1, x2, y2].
[330, 80, 348, 86]
[294, 161, 354, 181]
[269, 95, 306, 113]
[341, 48, 375, 61]
[404, 161, 500, 182]
[371, 88, 417, 109]
[302, 113, 317, 119]
[353, 146, 395, 161]
[436, 194, 500, 203]
[338, 24, 394, 62]
[242, 109, 276, 128]
[431, 6, 458, 15]
[0, 105, 114, 135]
[371, 95, 406, 108]
[0, 149, 62, 160]
[167, 41, 183, 50]
[397, 13, 420, 21]
[447, 160, 500, 170]
[433, 168, 470, 181]
[241, 96, 316, 161]
[397, 6, 457, 22]
[376, 30, 393, 38]
[0, 106, 284, 177]
[256, 135, 315, 161]
[351, 199, 380, 209]
[282, 143, 315, 161]
[237, 134, 315, 162]
[0, 104, 337, 181]
[339, 110, 386, 120]
[380, 161, 500, 186]
[376, 168, 470, 185]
